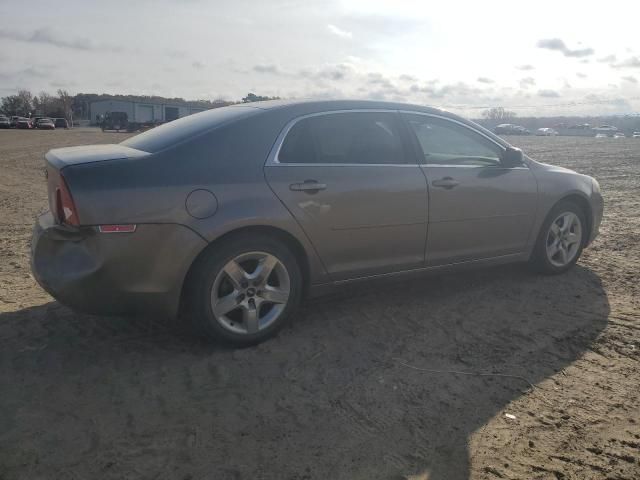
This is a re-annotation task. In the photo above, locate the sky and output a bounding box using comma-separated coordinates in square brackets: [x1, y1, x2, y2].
[1, 0, 639, 116]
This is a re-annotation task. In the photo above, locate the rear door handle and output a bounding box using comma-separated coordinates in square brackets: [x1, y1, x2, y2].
[431, 177, 459, 189]
[289, 180, 327, 193]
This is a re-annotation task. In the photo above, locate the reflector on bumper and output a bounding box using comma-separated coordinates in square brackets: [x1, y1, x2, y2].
[98, 224, 137, 233]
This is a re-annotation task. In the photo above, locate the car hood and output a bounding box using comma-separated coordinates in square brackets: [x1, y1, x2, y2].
[527, 158, 596, 192]
[527, 157, 579, 175]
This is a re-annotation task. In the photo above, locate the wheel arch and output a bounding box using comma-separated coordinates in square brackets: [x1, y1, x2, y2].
[179, 225, 311, 313]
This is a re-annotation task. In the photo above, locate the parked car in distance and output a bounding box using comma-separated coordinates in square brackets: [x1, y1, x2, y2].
[536, 128, 559, 136]
[10, 116, 20, 128]
[15, 117, 32, 129]
[494, 124, 530, 135]
[513, 125, 531, 135]
[613, 132, 626, 138]
[35, 118, 56, 130]
[632, 131, 640, 138]
[0, 116, 10, 128]
[31, 99, 604, 345]
[54, 118, 69, 129]
[593, 125, 618, 135]
[595, 133, 608, 138]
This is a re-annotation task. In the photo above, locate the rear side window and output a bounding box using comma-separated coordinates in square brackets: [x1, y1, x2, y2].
[404, 114, 502, 166]
[278, 112, 406, 164]
[121, 105, 258, 153]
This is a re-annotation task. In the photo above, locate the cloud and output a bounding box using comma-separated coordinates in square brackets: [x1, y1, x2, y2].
[520, 77, 536, 89]
[421, 82, 482, 100]
[538, 89, 560, 98]
[318, 64, 351, 81]
[621, 76, 638, 83]
[598, 54, 616, 63]
[536, 38, 594, 58]
[367, 72, 395, 89]
[0, 65, 57, 84]
[166, 49, 187, 59]
[584, 95, 633, 111]
[298, 64, 353, 82]
[516, 64, 535, 71]
[477, 77, 494, 84]
[20, 67, 49, 78]
[339, 14, 424, 38]
[327, 24, 352, 39]
[50, 80, 76, 88]
[253, 64, 281, 74]
[0, 27, 121, 52]
[611, 56, 640, 68]
[192, 61, 205, 69]
[399, 74, 417, 82]
[576, 72, 587, 78]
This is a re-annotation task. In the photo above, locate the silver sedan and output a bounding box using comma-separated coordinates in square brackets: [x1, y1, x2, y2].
[31, 100, 603, 345]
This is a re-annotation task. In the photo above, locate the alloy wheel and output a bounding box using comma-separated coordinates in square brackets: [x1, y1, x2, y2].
[210, 251, 291, 335]
[545, 212, 583, 267]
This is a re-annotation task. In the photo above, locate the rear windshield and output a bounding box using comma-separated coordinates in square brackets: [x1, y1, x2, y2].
[121, 105, 259, 153]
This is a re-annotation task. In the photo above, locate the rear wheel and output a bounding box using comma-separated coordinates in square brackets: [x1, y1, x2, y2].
[530, 200, 586, 274]
[188, 235, 302, 345]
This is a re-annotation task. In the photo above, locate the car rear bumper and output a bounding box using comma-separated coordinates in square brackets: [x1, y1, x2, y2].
[31, 212, 207, 318]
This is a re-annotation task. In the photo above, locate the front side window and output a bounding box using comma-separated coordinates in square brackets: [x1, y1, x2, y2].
[404, 114, 502, 167]
[279, 112, 405, 165]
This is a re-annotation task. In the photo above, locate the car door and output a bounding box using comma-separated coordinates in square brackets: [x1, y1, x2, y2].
[264, 110, 429, 281]
[402, 113, 538, 267]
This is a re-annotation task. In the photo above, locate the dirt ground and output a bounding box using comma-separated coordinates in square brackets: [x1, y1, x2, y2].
[0, 128, 638, 480]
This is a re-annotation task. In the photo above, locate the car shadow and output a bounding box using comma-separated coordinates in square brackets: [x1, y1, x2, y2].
[0, 264, 609, 480]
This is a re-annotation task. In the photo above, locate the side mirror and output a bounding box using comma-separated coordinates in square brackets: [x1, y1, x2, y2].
[502, 147, 524, 167]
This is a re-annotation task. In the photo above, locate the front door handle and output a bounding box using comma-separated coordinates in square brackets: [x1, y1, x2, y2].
[289, 180, 327, 193]
[431, 177, 459, 189]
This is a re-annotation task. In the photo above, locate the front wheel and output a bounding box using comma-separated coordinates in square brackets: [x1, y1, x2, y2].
[530, 200, 586, 274]
[187, 235, 303, 345]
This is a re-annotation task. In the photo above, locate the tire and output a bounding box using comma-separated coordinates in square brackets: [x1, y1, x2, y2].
[530, 200, 587, 274]
[186, 234, 303, 346]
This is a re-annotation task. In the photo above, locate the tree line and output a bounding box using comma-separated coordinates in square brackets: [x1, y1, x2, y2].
[1, 89, 74, 121]
[1, 89, 280, 122]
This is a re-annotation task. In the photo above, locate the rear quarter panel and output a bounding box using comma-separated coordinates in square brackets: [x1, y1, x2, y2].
[62, 110, 330, 286]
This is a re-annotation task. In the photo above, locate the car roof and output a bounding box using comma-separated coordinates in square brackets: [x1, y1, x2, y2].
[123, 98, 510, 153]
[229, 99, 464, 123]
[232, 98, 442, 112]
[229, 98, 505, 140]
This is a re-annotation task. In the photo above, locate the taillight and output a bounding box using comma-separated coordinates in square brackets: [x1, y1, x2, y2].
[55, 174, 80, 226]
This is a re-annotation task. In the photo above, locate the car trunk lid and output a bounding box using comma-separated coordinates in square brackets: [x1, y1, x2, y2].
[45, 144, 148, 169]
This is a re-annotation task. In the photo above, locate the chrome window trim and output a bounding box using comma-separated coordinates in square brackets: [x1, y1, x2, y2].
[264, 108, 529, 169]
[266, 163, 419, 167]
[400, 111, 530, 169]
[266, 109, 409, 167]
[420, 164, 530, 170]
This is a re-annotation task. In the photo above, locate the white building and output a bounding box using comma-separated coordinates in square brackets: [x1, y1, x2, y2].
[88, 99, 206, 125]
